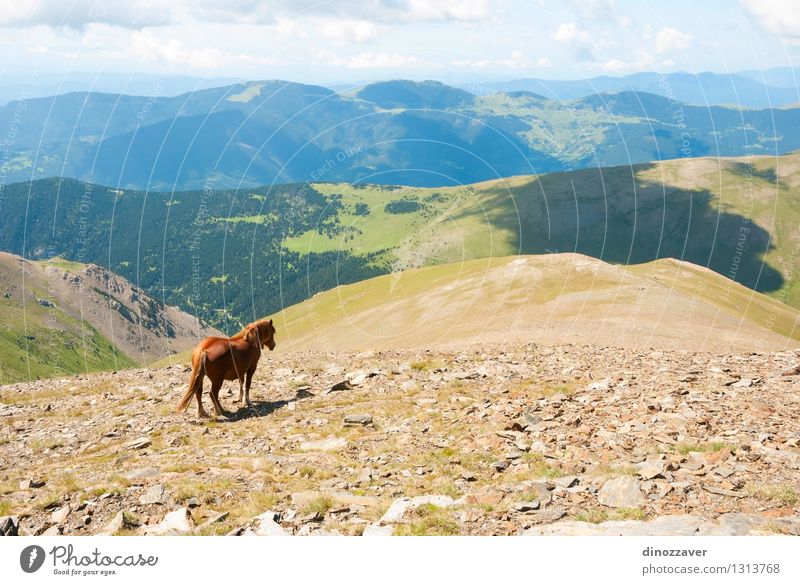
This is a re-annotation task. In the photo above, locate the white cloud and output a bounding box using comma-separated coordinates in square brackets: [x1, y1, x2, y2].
[537, 57, 553, 67]
[314, 49, 424, 70]
[552, 22, 590, 43]
[269, 17, 306, 39]
[0, 0, 491, 30]
[741, 0, 800, 42]
[655, 27, 692, 53]
[0, 0, 173, 28]
[600, 59, 629, 72]
[347, 52, 423, 69]
[450, 52, 531, 69]
[406, 0, 489, 22]
[128, 30, 273, 69]
[319, 19, 378, 44]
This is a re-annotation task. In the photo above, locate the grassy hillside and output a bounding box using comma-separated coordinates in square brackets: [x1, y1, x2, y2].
[2, 152, 798, 335]
[0, 258, 135, 384]
[0, 252, 222, 384]
[270, 254, 799, 354]
[284, 152, 800, 308]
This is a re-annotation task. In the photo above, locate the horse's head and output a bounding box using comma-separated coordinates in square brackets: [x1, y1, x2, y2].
[256, 318, 276, 351]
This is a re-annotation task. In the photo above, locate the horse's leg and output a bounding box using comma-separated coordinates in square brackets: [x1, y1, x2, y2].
[196, 375, 210, 419]
[235, 378, 244, 404]
[209, 379, 229, 417]
[244, 368, 255, 407]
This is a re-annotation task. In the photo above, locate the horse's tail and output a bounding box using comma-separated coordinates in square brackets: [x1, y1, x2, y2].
[176, 350, 207, 413]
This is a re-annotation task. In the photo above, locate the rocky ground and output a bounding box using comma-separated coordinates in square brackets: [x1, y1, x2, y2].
[1, 343, 799, 536]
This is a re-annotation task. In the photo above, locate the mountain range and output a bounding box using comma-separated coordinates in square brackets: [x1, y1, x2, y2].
[1, 78, 800, 190]
[1, 152, 798, 336]
[469, 70, 800, 107]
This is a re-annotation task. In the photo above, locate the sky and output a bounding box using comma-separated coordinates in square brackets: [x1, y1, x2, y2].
[1, 0, 799, 86]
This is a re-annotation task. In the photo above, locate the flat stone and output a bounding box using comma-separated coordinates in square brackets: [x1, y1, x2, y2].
[42, 525, 61, 536]
[378, 495, 455, 525]
[123, 437, 152, 451]
[515, 501, 541, 512]
[348, 373, 370, 386]
[139, 484, 167, 505]
[50, 506, 70, 524]
[525, 509, 567, 525]
[344, 414, 373, 426]
[362, 524, 393, 536]
[637, 459, 667, 480]
[299, 437, 348, 452]
[713, 466, 735, 478]
[96, 511, 135, 535]
[699, 513, 754, 535]
[553, 475, 579, 488]
[597, 476, 645, 508]
[321, 380, 353, 396]
[524, 515, 704, 536]
[144, 508, 194, 535]
[731, 378, 753, 388]
[252, 511, 288, 536]
[702, 484, 746, 498]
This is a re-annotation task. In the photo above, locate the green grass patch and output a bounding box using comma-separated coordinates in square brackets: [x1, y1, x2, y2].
[394, 504, 461, 536]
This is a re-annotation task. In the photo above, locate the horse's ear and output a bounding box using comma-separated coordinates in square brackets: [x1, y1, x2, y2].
[269, 319, 273, 325]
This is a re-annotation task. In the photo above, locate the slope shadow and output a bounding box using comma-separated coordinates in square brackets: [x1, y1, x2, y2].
[731, 162, 779, 186]
[474, 162, 784, 293]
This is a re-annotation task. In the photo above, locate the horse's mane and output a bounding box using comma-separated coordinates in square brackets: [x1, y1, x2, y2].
[230, 319, 271, 345]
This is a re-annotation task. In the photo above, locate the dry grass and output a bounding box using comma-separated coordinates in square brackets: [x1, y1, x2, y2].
[302, 495, 335, 517]
[574, 507, 647, 523]
[409, 358, 441, 372]
[744, 483, 799, 505]
[393, 503, 461, 536]
[674, 441, 736, 456]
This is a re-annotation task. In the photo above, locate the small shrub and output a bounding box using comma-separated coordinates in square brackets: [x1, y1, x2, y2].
[385, 200, 422, 214]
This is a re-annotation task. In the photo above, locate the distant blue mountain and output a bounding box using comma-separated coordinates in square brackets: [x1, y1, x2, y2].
[1, 78, 799, 190]
[470, 70, 799, 107]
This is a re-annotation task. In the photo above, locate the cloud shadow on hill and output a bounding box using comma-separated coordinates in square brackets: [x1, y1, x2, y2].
[475, 162, 784, 294]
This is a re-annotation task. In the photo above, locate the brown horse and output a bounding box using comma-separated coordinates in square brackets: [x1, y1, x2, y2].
[176, 318, 276, 418]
